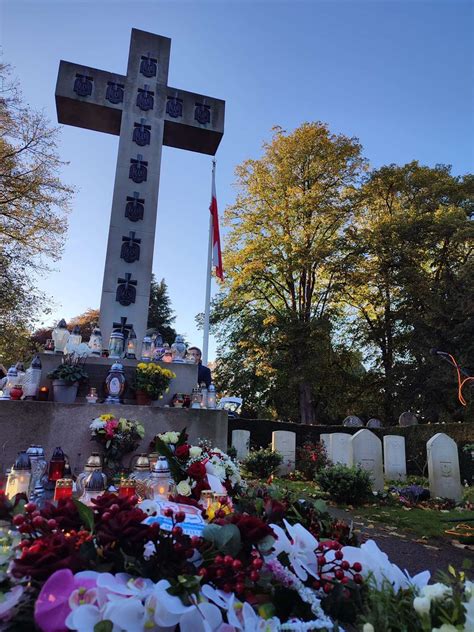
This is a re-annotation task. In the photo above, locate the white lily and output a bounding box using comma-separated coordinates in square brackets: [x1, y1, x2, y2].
[179, 602, 224, 632]
[153, 579, 195, 628]
[270, 519, 318, 581]
[102, 596, 147, 631]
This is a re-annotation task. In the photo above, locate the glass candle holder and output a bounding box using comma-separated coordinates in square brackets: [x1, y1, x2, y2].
[54, 479, 73, 501]
[200, 490, 214, 509]
[38, 386, 49, 401]
[44, 339, 55, 353]
[118, 478, 137, 499]
[86, 387, 98, 404]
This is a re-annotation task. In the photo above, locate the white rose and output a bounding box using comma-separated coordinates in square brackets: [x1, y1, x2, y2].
[422, 583, 452, 602]
[413, 596, 431, 616]
[176, 480, 192, 497]
[362, 624, 375, 632]
[189, 446, 202, 458]
[168, 432, 180, 444]
[90, 419, 107, 430]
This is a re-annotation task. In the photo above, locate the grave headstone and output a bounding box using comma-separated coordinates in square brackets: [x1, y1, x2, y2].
[426, 433, 462, 501]
[383, 435, 406, 481]
[231, 430, 250, 461]
[398, 411, 418, 427]
[320, 433, 331, 454]
[367, 418, 383, 429]
[343, 415, 364, 427]
[351, 429, 383, 491]
[329, 433, 353, 466]
[272, 431, 296, 476]
[55, 29, 225, 347]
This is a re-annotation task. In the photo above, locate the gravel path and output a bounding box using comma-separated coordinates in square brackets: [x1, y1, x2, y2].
[328, 506, 473, 578]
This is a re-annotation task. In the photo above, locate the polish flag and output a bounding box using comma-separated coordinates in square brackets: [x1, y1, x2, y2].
[210, 162, 223, 280]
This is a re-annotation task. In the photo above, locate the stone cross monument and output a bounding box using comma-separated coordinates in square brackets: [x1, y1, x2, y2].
[55, 28, 225, 348]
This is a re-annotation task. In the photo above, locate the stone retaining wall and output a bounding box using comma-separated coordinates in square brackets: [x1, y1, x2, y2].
[0, 401, 227, 475]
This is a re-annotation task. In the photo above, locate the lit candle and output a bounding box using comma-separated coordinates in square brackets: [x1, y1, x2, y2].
[38, 386, 49, 402]
[200, 490, 213, 509]
[54, 479, 73, 501]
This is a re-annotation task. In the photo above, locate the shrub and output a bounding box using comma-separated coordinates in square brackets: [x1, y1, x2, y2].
[297, 441, 330, 480]
[316, 464, 372, 505]
[242, 447, 283, 479]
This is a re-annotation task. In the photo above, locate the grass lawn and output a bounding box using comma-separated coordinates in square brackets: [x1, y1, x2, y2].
[269, 477, 474, 542]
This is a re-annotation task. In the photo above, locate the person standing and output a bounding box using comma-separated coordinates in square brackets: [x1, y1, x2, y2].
[188, 346, 212, 387]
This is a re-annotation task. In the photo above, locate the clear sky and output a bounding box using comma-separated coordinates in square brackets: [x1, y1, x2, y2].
[1, 0, 473, 360]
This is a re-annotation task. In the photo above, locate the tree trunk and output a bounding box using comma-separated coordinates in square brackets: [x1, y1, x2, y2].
[298, 381, 316, 424]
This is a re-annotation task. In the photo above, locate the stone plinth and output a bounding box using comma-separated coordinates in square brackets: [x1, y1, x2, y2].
[38, 353, 198, 406]
[0, 401, 227, 474]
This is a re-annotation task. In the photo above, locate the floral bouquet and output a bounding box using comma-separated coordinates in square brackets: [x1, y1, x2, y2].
[133, 362, 176, 400]
[153, 429, 243, 502]
[90, 414, 145, 476]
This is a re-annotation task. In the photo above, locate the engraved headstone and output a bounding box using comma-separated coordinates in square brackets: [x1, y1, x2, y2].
[351, 429, 383, 491]
[398, 411, 418, 427]
[367, 418, 383, 429]
[320, 433, 331, 454]
[343, 415, 364, 427]
[330, 433, 353, 467]
[383, 435, 406, 481]
[231, 430, 250, 461]
[426, 433, 462, 501]
[55, 29, 225, 348]
[271, 431, 296, 476]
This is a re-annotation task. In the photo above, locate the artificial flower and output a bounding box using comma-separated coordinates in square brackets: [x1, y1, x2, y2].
[188, 461, 207, 480]
[0, 586, 23, 621]
[270, 519, 318, 581]
[362, 625, 375, 632]
[420, 582, 452, 603]
[12, 532, 86, 581]
[189, 446, 203, 458]
[176, 479, 192, 497]
[413, 596, 431, 615]
[175, 444, 191, 459]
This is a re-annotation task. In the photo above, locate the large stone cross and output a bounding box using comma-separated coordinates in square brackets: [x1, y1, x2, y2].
[55, 28, 225, 348]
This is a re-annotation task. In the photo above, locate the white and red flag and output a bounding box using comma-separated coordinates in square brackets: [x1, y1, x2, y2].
[209, 160, 223, 280]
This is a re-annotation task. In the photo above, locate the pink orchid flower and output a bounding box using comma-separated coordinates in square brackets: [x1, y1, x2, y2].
[35, 569, 99, 632]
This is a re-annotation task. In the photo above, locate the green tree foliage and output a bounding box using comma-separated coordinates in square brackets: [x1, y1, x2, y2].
[147, 276, 177, 345]
[214, 125, 474, 424]
[0, 63, 73, 366]
[219, 123, 366, 423]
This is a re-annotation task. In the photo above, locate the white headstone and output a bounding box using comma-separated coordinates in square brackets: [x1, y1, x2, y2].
[383, 435, 406, 481]
[343, 415, 364, 427]
[320, 434, 331, 453]
[231, 430, 250, 461]
[351, 429, 383, 491]
[330, 433, 353, 466]
[427, 433, 462, 501]
[271, 431, 296, 476]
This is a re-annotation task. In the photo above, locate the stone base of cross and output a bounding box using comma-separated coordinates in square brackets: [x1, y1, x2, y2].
[55, 28, 225, 350]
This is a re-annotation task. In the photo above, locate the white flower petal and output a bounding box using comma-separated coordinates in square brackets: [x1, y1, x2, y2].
[65, 604, 101, 632]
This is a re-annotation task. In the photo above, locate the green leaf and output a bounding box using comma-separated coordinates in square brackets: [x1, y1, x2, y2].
[12, 498, 26, 516]
[154, 436, 186, 482]
[202, 523, 242, 556]
[94, 622, 113, 632]
[73, 499, 95, 533]
[177, 427, 188, 447]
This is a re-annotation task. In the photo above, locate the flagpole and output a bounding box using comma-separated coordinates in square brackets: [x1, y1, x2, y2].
[202, 159, 215, 366]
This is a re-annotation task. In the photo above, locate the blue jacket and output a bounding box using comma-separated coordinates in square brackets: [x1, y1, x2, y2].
[198, 363, 212, 388]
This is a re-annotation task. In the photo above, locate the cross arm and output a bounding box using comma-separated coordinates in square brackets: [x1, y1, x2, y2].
[55, 61, 126, 136]
[163, 86, 225, 156]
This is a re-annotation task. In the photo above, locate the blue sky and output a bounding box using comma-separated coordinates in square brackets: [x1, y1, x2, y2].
[1, 0, 473, 360]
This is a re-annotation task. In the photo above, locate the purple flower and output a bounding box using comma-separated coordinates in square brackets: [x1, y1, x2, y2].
[34, 569, 98, 632]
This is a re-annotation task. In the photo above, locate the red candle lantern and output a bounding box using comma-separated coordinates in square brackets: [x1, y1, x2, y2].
[54, 478, 73, 501]
[48, 447, 66, 481]
[38, 386, 49, 401]
[118, 478, 137, 499]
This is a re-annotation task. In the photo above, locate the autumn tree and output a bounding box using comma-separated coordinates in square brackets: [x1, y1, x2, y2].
[219, 123, 366, 423]
[0, 62, 74, 364]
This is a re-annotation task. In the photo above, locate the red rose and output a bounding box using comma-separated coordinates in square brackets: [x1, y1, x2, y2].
[230, 514, 274, 545]
[175, 444, 190, 460]
[187, 461, 207, 480]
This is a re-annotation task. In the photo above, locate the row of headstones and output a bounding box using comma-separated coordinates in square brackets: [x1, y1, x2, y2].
[342, 411, 419, 428]
[231, 429, 463, 501]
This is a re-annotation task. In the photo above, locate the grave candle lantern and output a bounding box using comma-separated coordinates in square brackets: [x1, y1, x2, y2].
[125, 328, 137, 359]
[148, 456, 171, 499]
[38, 386, 49, 401]
[80, 470, 106, 505]
[70, 325, 82, 346]
[200, 490, 213, 509]
[52, 319, 70, 353]
[88, 326, 103, 356]
[104, 362, 126, 404]
[48, 447, 66, 481]
[0, 366, 18, 400]
[141, 336, 153, 361]
[118, 478, 137, 499]
[22, 355, 42, 399]
[108, 331, 125, 359]
[207, 383, 216, 409]
[54, 478, 73, 501]
[5, 451, 31, 499]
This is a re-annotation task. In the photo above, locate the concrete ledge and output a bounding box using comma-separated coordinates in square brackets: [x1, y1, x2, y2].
[0, 401, 227, 475]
